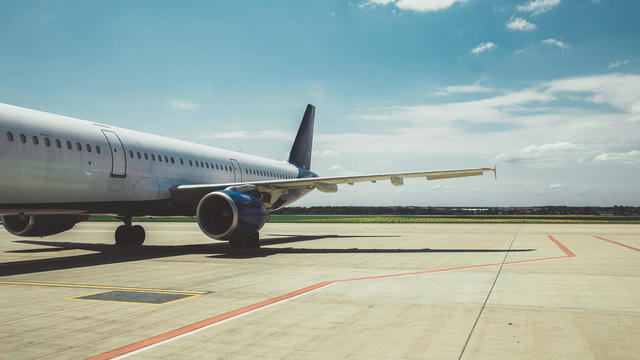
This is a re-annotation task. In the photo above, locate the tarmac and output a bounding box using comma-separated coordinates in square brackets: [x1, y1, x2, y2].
[1, 222, 639, 359]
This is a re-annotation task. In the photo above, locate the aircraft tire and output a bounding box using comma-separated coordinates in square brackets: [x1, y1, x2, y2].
[132, 225, 145, 246]
[245, 232, 260, 249]
[229, 237, 244, 249]
[115, 225, 145, 247]
[228, 233, 260, 249]
[115, 225, 131, 246]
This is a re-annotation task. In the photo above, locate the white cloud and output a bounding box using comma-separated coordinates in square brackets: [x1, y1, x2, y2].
[328, 165, 359, 176]
[360, 0, 468, 12]
[471, 42, 497, 54]
[608, 59, 629, 69]
[542, 38, 571, 50]
[516, 0, 561, 15]
[594, 151, 640, 165]
[549, 183, 563, 188]
[630, 101, 640, 122]
[544, 73, 640, 110]
[436, 82, 493, 95]
[313, 149, 341, 158]
[395, 0, 467, 12]
[321, 73, 639, 165]
[170, 100, 200, 111]
[362, 0, 396, 5]
[494, 142, 587, 166]
[202, 130, 293, 141]
[506, 17, 537, 31]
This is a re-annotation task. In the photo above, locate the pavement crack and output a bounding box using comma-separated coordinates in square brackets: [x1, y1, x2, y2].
[458, 224, 521, 360]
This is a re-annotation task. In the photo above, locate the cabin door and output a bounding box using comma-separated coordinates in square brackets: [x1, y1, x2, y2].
[230, 159, 242, 182]
[101, 130, 127, 178]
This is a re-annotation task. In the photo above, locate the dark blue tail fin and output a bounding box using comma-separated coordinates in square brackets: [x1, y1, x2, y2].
[288, 104, 315, 170]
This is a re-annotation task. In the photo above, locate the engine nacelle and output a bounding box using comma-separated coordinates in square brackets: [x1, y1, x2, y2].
[196, 190, 269, 240]
[2, 214, 88, 237]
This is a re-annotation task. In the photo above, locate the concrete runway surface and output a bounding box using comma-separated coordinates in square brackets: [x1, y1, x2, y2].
[1, 222, 639, 359]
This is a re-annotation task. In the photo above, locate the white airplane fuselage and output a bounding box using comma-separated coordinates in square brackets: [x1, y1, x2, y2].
[0, 102, 309, 216]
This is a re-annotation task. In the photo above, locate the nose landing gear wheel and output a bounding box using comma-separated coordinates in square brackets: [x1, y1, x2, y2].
[114, 217, 146, 247]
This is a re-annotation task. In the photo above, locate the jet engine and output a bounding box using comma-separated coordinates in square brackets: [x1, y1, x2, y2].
[2, 214, 88, 237]
[196, 190, 269, 241]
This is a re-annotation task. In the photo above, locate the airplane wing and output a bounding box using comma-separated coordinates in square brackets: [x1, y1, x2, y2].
[171, 167, 495, 209]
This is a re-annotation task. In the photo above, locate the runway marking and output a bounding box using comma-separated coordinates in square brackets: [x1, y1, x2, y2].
[593, 236, 640, 252]
[0, 281, 208, 295]
[87, 235, 574, 360]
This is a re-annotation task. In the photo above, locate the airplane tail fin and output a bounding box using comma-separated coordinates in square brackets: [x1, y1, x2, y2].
[288, 104, 315, 170]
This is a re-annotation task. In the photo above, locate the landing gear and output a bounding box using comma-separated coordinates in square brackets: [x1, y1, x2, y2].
[115, 216, 145, 247]
[229, 232, 260, 249]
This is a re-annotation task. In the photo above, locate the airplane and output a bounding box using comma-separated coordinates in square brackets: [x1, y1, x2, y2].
[0, 102, 495, 248]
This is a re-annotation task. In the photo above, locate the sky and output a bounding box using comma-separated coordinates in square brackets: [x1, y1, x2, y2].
[1, 0, 639, 206]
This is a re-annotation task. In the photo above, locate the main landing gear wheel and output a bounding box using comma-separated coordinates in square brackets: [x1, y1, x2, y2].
[229, 232, 260, 249]
[115, 216, 146, 247]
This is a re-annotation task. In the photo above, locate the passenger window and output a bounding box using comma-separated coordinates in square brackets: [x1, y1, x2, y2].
[6, 132, 14, 141]
[86, 144, 92, 152]
[205, 162, 209, 169]
[200, 161, 204, 168]
[20, 134, 27, 143]
[151, 154, 155, 161]
[158, 155, 162, 162]
[171, 157, 175, 164]
[76, 142, 82, 151]
[66, 141, 72, 150]
[195, 161, 199, 167]
[137, 152, 141, 159]
[44, 138, 51, 147]
[55, 139, 61, 148]
[189, 160, 193, 166]
[144, 153, 149, 160]
[129, 150, 133, 158]
[32, 136, 39, 145]
[96, 145, 101, 153]
[180, 158, 184, 165]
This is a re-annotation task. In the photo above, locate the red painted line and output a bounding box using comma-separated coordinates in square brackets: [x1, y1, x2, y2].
[87, 235, 574, 359]
[548, 235, 576, 257]
[86, 281, 335, 360]
[594, 236, 640, 252]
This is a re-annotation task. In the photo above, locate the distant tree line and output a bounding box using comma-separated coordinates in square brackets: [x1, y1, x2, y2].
[273, 205, 640, 216]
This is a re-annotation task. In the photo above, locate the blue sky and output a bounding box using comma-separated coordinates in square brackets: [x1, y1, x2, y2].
[1, 0, 639, 206]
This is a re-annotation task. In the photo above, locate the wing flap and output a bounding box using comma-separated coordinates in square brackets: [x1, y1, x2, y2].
[426, 170, 485, 180]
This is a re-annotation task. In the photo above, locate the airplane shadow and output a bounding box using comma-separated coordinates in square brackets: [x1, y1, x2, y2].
[0, 234, 535, 276]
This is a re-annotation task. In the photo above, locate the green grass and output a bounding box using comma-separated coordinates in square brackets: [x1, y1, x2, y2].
[268, 215, 640, 224]
[88, 215, 640, 224]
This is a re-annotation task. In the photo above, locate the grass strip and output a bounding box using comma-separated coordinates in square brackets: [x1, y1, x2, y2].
[88, 215, 640, 224]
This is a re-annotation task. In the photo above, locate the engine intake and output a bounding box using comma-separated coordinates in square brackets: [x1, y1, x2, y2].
[2, 214, 88, 237]
[196, 190, 269, 240]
